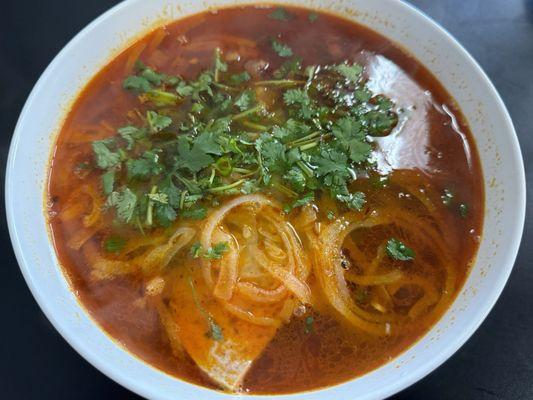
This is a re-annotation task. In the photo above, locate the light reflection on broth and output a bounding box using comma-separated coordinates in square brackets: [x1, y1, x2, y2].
[47, 5, 483, 394]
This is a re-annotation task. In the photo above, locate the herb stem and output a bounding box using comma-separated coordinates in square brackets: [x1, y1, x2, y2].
[241, 120, 269, 131]
[299, 141, 319, 151]
[208, 179, 245, 193]
[232, 105, 263, 121]
[272, 181, 298, 198]
[214, 47, 222, 83]
[254, 79, 305, 87]
[145, 185, 158, 226]
[179, 190, 188, 210]
[287, 131, 321, 147]
[297, 160, 314, 178]
[232, 167, 254, 174]
[213, 82, 239, 92]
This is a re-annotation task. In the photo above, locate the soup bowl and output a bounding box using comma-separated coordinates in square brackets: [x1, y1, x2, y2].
[5, 0, 525, 399]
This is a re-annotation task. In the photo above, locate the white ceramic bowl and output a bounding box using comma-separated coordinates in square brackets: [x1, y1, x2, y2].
[6, 0, 526, 399]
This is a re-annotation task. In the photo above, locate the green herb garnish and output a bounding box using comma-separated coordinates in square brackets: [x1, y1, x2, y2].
[271, 38, 293, 58]
[459, 203, 469, 218]
[103, 236, 127, 253]
[188, 275, 223, 341]
[89, 46, 397, 231]
[304, 316, 314, 334]
[386, 238, 415, 261]
[268, 7, 292, 21]
[308, 12, 319, 23]
[204, 242, 230, 259]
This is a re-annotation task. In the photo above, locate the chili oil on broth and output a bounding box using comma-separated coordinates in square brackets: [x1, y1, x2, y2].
[47, 5, 483, 395]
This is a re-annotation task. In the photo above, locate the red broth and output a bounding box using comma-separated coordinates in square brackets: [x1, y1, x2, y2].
[47, 5, 483, 394]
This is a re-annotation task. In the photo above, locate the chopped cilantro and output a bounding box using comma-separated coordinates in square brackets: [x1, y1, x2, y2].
[181, 207, 207, 220]
[103, 236, 127, 253]
[308, 12, 319, 23]
[230, 71, 251, 84]
[284, 192, 314, 212]
[118, 125, 146, 150]
[190, 242, 203, 258]
[123, 75, 152, 93]
[188, 275, 223, 341]
[459, 203, 469, 218]
[174, 136, 214, 173]
[106, 188, 137, 223]
[271, 38, 293, 58]
[234, 90, 255, 111]
[337, 191, 366, 211]
[204, 242, 229, 259]
[304, 316, 314, 334]
[441, 189, 454, 206]
[146, 110, 172, 133]
[268, 7, 292, 21]
[386, 238, 415, 261]
[89, 46, 398, 229]
[335, 63, 363, 82]
[92, 140, 120, 170]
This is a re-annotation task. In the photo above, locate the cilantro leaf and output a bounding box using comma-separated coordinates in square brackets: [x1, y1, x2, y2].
[234, 90, 255, 111]
[190, 242, 203, 258]
[284, 192, 314, 212]
[304, 316, 314, 334]
[459, 203, 469, 218]
[123, 75, 152, 93]
[308, 12, 319, 23]
[92, 140, 120, 170]
[155, 203, 177, 227]
[268, 7, 292, 21]
[126, 150, 163, 180]
[284, 166, 307, 193]
[337, 191, 366, 211]
[335, 63, 363, 82]
[140, 66, 165, 85]
[175, 136, 214, 173]
[207, 319, 224, 341]
[103, 236, 127, 253]
[255, 135, 288, 179]
[230, 71, 251, 84]
[313, 147, 349, 178]
[159, 178, 181, 208]
[176, 82, 193, 97]
[181, 206, 207, 220]
[271, 38, 293, 58]
[331, 117, 372, 163]
[283, 89, 314, 118]
[273, 57, 302, 79]
[386, 238, 415, 261]
[204, 242, 229, 259]
[106, 188, 137, 223]
[118, 125, 146, 150]
[147, 111, 172, 133]
[195, 131, 223, 156]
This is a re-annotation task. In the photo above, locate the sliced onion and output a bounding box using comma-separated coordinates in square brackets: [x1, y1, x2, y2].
[212, 228, 239, 301]
[201, 194, 274, 288]
[236, 281, 288, 303]
[223, 302, 280, 327]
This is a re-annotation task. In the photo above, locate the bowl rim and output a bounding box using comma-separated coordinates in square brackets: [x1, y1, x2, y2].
[5, 0, 526, 399]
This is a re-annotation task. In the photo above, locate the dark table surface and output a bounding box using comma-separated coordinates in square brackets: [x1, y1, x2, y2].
[1, 1, 531, 399]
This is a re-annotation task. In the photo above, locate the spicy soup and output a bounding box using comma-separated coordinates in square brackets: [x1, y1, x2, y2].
[47, 5, 483, 394]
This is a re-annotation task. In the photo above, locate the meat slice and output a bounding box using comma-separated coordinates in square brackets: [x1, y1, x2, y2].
[164, 268, 278, 391]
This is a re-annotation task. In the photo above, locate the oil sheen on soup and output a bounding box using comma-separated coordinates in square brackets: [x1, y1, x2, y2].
[47, 5, 484, 394]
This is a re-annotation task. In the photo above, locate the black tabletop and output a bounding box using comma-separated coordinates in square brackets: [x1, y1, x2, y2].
[1, 1, 531, 399]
